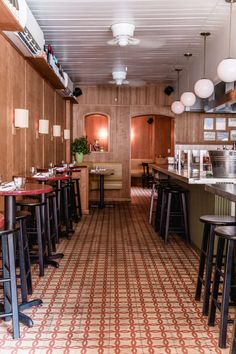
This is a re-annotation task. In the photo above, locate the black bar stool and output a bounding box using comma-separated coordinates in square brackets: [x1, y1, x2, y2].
[17, 199, 46, 276]
[195, 215, 236, 316]
[154, 180, 170, 232]
[0, 228, 20, 339]
[230, 308, 236, 353]
[160, 185, 189, 243]
[71, 177, 82, 220]
[141, 162, 152, 188]
[208, 225, 236, 348]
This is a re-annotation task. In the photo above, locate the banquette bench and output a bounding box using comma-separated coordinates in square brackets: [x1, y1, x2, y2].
[88, 162, 123, 190]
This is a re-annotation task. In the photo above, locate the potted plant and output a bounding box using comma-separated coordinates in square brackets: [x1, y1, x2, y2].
[71, 136, 90, 163]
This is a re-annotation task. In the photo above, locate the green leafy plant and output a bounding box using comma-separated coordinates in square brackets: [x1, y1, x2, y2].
[71, 136, 90, 155]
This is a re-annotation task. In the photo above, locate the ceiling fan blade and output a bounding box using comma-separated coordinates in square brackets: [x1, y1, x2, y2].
[128, 79, 146, 87]
[138, 39, 165, 49]
[128, 37, 140, 45]
[107, 39, 118, 46]
[123, 80, 130, 85]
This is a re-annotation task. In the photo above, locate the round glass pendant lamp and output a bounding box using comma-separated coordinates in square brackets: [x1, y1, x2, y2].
[171, 68, 185, 115]
[180, 53, 196, 110]
[194, 32, 214, 98]
[217, 0, 236, 83]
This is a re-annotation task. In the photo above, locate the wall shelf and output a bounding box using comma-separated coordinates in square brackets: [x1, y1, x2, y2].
[28, 57, 65, 89]
[0, 0, 24, 31]
[64, 96, 78, 104]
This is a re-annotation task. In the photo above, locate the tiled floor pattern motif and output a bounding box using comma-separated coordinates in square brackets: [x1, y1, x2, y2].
[0, 187, 233, 353]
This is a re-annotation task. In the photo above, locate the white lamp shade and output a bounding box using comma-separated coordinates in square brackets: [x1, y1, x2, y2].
[53, 125, 61, 137]
[180, 91, 196, 108]
[14, 108, 29, 128]
[64, 129, 70, 140]
[194, 78, 214, 99]
[217, 58, 236, 83]
[39, 119, 49, 134]
[171, 101, 185, 115]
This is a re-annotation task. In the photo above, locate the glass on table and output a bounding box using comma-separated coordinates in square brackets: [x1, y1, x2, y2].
[14, 176, 26, 190]
[30, 167, 37, 176]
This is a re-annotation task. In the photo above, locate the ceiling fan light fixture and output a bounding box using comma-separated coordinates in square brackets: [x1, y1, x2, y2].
[108, 22, 139, 47]
[111, 22, 135, 38]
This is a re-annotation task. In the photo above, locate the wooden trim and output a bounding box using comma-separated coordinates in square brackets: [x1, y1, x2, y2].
[28, 57, 65, 89]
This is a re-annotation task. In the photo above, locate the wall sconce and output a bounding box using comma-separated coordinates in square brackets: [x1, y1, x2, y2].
[64, 129, 70, 140]
[39, 119, 49, 134]
[14, 109, 29, 128]
[36, 119, 49, 139]
[53, 125, 61, 137]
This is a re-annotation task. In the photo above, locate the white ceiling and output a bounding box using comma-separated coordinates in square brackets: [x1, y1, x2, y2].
[26, 0, 230, 86]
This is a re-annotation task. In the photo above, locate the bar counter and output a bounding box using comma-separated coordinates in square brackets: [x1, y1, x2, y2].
[150, 164, 236, 250]
[150, 164, 236, 184]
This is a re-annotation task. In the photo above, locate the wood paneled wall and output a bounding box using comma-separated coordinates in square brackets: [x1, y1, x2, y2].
[73, 85, 174, 200]
[0, 34, 70, 185]
[131, 115, 174, 159]
[175, 112, 235, 144]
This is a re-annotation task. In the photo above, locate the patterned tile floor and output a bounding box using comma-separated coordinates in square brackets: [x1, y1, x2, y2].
[0, 187, 233, 353]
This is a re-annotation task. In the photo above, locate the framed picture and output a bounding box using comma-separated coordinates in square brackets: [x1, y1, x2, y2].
[228, 118, 236, 127]
[230, 130, 236, 141]
[216, 131, 229, 141]
[204, 117, 214, 130]
[204, 131, 216, 141]
[216, 117, 226, 130]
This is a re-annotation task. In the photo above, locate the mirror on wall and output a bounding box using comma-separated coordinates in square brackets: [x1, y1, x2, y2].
[84, 113, 109, 152]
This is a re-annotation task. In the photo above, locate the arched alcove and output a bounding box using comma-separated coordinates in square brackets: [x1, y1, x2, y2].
[84, 113, 109, 152]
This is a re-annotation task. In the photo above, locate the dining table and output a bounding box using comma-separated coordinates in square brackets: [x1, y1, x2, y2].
[0, 182, 53, 328]
[0, 213, 4, 228]
[89, 168, 114, 209]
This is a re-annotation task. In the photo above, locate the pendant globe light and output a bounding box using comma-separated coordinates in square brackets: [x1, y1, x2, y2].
[180, 53, 196, 111]
[194, 32, 214, 98]
[171, 68, 185, 114]
[217, 0, 236, 83]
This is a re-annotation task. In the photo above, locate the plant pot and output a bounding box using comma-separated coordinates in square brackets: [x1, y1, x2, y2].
[75, 152, 84, 163]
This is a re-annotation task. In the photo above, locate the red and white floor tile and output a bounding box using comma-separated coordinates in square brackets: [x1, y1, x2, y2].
[0, 187, 232, 353]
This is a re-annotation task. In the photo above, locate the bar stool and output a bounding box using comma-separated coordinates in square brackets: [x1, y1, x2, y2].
[72, 177, 82, 220]
[160, 185, 189, 243]
[15, 210, 33, 301]
[230, 308, 236, 353]
[0, 228, 20, 339]
[154, 180, 171, 232]
[141, 163, 152, 188]
[208, 226, 236, 348]
[195, 215, 236, 316]
[17, 199, 46, 276]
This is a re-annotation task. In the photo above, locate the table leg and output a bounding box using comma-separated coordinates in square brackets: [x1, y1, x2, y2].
[4, 196, 39, 329]
[99, 175, 105, 209]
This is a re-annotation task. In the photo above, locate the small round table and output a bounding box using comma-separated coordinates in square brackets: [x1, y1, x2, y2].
[0, 183, 53, 328]
[89, 169, 114, 209]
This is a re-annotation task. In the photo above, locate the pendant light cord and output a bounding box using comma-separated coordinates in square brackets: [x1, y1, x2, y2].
[203, 36, 206, 77]
[229, 1, 233, 57]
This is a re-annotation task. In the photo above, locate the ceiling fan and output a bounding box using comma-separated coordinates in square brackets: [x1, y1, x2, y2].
[109, 71, 129, 85]
[107, 23, 140, 47]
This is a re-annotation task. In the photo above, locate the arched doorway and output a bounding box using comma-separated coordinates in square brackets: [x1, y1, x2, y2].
[131, 114, 174, 159]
